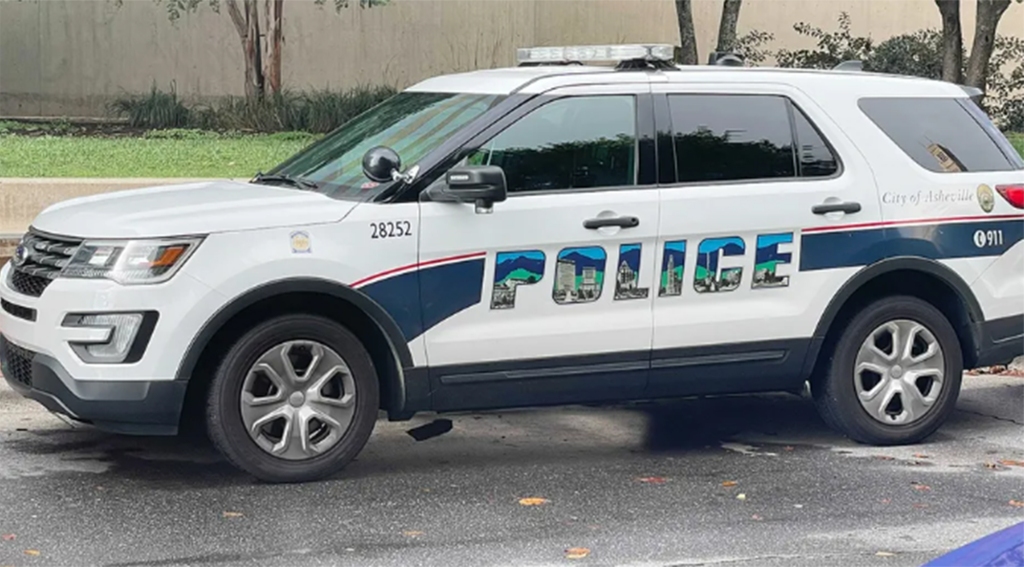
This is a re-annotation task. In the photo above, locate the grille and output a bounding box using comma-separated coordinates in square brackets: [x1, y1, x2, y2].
[1, 298, 36, 321]
[0, 336, 34, 388]
[8, 231, 82, 297]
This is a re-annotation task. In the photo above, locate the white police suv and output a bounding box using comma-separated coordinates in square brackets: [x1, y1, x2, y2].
[2, 45, 1022, 482]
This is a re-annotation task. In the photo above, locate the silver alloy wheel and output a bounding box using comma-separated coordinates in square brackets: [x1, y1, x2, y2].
[853, 319, 945, 426]
[240, 340, 356, 460]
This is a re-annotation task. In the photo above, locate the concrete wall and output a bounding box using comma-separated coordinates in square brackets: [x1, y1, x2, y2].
[2, 0, 1022, 117]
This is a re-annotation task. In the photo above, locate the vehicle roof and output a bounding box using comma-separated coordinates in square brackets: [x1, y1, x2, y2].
[405, 64, 966, 99]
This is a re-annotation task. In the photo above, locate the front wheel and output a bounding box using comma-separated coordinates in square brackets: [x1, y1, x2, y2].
[813, 295, 963, 445]
[206, 314, 379, 483]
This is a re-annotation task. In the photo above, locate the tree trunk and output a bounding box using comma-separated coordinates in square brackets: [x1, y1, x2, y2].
[263, 0, 284, 95]
[675, 0, 698, 65]
[965, 0, 1011, 91]
[934, 0, 963, 83]
[715, 0, 742, 53]
[246, 0, 264, 98]
[225, 0, 263, 99]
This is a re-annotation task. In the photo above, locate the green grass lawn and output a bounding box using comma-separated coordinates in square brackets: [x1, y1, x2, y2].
[1009, 132, 1024, 158]
[0, 131, 319, 178]
[1, 127, 1022, 179]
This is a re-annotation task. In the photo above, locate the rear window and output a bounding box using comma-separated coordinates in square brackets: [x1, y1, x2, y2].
[858, 97, 1019, 173]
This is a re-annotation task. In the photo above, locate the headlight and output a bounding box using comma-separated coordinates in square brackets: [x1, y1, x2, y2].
[62, 237, 203, 285]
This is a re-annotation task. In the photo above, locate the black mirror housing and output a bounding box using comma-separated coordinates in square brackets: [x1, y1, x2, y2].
[446, 165, 508, 206]
[362, 146, 402, 183]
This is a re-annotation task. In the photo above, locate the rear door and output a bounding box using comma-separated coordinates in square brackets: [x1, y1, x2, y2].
[416, 83, 660, 410]
[647, 81, 882, 397]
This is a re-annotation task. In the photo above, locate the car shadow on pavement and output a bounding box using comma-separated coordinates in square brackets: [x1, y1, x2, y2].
[3, 382, 1017, 484]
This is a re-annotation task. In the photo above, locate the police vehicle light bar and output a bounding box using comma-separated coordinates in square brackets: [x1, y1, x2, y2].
[516, 44, 674, 65]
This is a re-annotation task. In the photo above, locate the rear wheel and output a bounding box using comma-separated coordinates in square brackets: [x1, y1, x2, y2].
[206, 314, 379, 482]
[813, 295, 963, 445]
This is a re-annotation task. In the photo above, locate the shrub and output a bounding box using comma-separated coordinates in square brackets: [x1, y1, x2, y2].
[109, 82, 191, 129]
[985, 35, 1024, 132]
[864, 30, 945, 79]
[109, 84, 396, 133]
[775, 12, 872, 70]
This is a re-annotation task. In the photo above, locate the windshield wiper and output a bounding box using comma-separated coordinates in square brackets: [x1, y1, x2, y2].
[252, 172, 319, 191]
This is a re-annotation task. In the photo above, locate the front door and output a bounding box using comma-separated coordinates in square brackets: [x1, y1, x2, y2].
[648, 82, 882, 397]
[417, 84, 659, 411]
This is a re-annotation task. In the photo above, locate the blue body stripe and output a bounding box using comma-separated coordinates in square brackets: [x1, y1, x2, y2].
[801, 218, 1023, 271]
[358, 217, 1020, 345]
[360, 258, 485, 341]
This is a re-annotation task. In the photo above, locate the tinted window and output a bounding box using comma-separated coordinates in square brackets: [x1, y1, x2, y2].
[792, 106, 840, 177]
[669, 94, 796, 182]
[859, 97, 1017, 173]
[468, 96, 637, 193]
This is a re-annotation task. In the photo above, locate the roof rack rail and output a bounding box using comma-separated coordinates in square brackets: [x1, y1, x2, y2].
[959, 85, 984, 102]
[833, 60, 863, 71]
[515, 44, 676, 69]
[708, 51, 744, 66]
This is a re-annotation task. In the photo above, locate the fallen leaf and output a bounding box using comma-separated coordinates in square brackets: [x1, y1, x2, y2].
[912, 503, 929, 509]
[637, 476, 667, 484]
[24, 549, 40, 556]
[1, 534, 14, 541]
[874, 455, 894, 461]
[875, 551, 896, 557]
[736, 493, 747, 501]
[880, 498, 891, 504]
[222, 511, 244, 518]
[783, 446, 795, 451]
[912, 454, 930, 459]
[1009, 500, 1024, 508]
[911, 482, 931, 491]
[518, 497, 548, 506]
[751, 514, 763, 521]
[721, 480, 738, 487]
[565, 547, 590, 559]
[402, 530, 424, 537]
[1000, 459, 1024, 467]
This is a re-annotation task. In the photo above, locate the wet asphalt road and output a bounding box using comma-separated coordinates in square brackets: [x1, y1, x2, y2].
[0, 374, 1022, 567]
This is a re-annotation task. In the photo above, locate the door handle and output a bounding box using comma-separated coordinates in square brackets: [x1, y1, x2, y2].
[583, 216, 640, 230]
[812, 201, 861, 215]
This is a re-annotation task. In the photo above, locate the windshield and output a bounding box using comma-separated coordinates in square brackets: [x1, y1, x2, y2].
[270, 92, 503, 199]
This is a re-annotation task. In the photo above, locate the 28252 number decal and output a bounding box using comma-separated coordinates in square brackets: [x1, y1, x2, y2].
[371, 221, 412, 239]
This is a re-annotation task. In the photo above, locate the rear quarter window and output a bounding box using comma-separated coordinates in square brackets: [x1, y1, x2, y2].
[858, 97, 1019, 173]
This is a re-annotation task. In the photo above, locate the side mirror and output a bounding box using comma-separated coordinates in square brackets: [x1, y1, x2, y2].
[446, 165, 508, 213]
[362, 146, 401, 183]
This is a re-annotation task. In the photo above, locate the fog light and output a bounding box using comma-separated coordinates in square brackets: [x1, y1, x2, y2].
[63, 312, 152, 364]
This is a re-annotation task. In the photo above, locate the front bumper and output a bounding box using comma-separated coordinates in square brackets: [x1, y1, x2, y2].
[0, 335, 186, 435]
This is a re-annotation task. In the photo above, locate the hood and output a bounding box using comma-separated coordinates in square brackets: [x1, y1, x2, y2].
[31, 180, 359, 239]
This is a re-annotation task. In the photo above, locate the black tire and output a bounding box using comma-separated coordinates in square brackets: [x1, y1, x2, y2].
[206, 314, 379, 483]
[812, 295, 963, 445]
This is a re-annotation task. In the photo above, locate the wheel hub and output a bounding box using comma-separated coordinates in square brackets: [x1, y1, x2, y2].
[853, 319, 945, 426]
[239, 340, 357, 461]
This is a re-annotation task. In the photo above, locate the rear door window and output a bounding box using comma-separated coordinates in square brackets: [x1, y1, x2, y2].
[858, 97, 1019, 173]
[666, 94, 840, 183]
